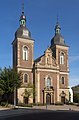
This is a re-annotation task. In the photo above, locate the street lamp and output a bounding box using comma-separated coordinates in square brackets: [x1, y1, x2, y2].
[46, 94, 48, 109]
[14, 85, 16, 108]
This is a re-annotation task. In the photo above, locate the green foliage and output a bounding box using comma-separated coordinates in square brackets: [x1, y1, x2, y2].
[0, 88, 4, 96]
[18, 103, 33, 107]
[35, 102, 46, 106]
[0, 102, 8, 107]
[72, 85, 79, 103]
[0, 66, 22, 102]
[73, 93, 79, 103]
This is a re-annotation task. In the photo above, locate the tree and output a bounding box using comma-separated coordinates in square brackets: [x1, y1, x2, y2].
[22, 83, 34, 104]
[0, 67, 22, 103]
[0, 88, 4, 103]
[72, 85, 79, 103]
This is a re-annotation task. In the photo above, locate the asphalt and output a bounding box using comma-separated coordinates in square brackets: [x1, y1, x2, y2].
[0, 109, 79, 120]
[0, 105, 79, 120]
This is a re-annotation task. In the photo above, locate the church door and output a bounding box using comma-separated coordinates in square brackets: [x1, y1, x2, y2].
[24, 97, 28, 104]
[46, 93, 51, 105]
[61, 96, 65, 104]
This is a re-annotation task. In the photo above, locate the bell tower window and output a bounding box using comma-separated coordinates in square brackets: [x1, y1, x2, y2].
[24, 74, 28, 83]
[23, 46, 28, 61]
[61, 77, 65, 84]
[60, 52, 64, 64]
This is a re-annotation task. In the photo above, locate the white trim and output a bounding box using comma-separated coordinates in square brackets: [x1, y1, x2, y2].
[57, 73, 59, 101]
[56, 45, 69, 50]
[60, 72, 69, 75]
[45, 75, 53, 87]
[23, 46, 28, 61]
[60, 52, 64, 65]
[18, 38, 34, 44]
[17, 43, 20, 66]
[37, 69, 59, 73]
[36, 69, 69, 74]
[17, 68, 32, 72]
[37, 72, 40, 102]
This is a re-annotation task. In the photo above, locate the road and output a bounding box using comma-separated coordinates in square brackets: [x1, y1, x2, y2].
[0, 109, 79, 120]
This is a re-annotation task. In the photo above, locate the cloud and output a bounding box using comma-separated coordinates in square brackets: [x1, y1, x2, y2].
[69, 55, 79, 63]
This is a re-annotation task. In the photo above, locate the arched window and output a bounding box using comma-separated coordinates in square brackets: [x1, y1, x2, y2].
[23, 46, 28, 61]
[46, 77, 51, 89]
[60, 52, 64, 64]
[61, 77, 64, 84]
[24, 74, 28, 83]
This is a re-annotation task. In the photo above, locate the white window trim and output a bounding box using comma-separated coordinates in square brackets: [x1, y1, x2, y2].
[23, 46, 28, 61]
[44, 75, 53, 88]
[60, 52, 65, 65]
[61, 76, 65, 84]
[23, 73, 29, 83]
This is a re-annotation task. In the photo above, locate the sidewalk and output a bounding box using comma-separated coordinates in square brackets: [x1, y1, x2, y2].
[0, 105, 79, 119]
[0, 104, 79, 111]
[32, 104, 79, 111]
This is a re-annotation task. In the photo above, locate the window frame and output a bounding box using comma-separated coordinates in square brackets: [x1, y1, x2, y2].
[46, 77, 51, 89]
[61, 76, 65, 84]
[23, 46, 28, 61]
[23, 73, 28, 83]
[60, 52, 64, 65]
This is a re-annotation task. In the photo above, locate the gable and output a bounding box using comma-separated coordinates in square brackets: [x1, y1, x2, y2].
[34, 48, 57, 67]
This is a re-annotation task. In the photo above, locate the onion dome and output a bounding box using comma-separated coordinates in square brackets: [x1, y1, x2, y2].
[51, 22, 65, 46]
[15, 9, 31, 39]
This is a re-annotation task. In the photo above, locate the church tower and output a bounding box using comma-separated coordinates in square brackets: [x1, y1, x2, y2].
[12, 5, 34, 103]
[50, 21, 69, 103]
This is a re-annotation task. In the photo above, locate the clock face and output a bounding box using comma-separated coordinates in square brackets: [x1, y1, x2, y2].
[23, 30, 29, 36]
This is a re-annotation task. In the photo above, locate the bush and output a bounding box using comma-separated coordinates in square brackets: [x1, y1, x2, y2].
[66, 102, 74, 105]
[31, 102, 46, 106]
[55, 102, 64, 105]
[37, 103, 43, 106]
[18, 103, 33, 107]
[0, 102, 8, 107]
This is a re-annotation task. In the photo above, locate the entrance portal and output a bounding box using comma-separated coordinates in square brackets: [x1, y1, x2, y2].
[46, 93, 51, 105]
[24, 97, 28, 104]
[61, 96, 65, 104]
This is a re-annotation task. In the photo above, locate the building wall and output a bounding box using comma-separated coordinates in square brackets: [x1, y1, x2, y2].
[12, 34, 69, 105]
[35, 70, 57, 103]
[17, 38, 34, 68]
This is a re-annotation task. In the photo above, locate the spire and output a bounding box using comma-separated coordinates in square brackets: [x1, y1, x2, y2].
[19, 1, 26, 27]
[55, 16, 61, 35]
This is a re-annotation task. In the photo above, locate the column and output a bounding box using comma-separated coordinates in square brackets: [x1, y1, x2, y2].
[57, 73, 60, 101]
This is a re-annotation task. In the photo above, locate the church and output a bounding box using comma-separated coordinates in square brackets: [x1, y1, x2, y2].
[12, 8, 69, 105]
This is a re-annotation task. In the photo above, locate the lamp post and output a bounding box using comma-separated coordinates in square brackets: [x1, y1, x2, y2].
[46, 94, 47, 109]
[14, 85, 16, 108]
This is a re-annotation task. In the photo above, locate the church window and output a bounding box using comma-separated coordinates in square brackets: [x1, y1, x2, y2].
[61, 77, 65, 84]
[24, 74, 28, 83]
[46, 77, 51, 89]
[60, 52, 64, 64]
[23, 46, 28, 61]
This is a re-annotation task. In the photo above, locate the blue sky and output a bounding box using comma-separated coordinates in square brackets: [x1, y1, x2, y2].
[0, 0, 79, 87]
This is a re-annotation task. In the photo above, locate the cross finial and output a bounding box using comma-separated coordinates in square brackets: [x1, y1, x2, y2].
[57, 14, 59, 24]
[22, 0, 24, 14]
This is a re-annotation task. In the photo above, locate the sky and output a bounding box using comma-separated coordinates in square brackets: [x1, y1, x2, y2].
[0, 0, 79, 87]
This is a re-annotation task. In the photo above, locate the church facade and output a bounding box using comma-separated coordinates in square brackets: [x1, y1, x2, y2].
[12, 9, 69, 104]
